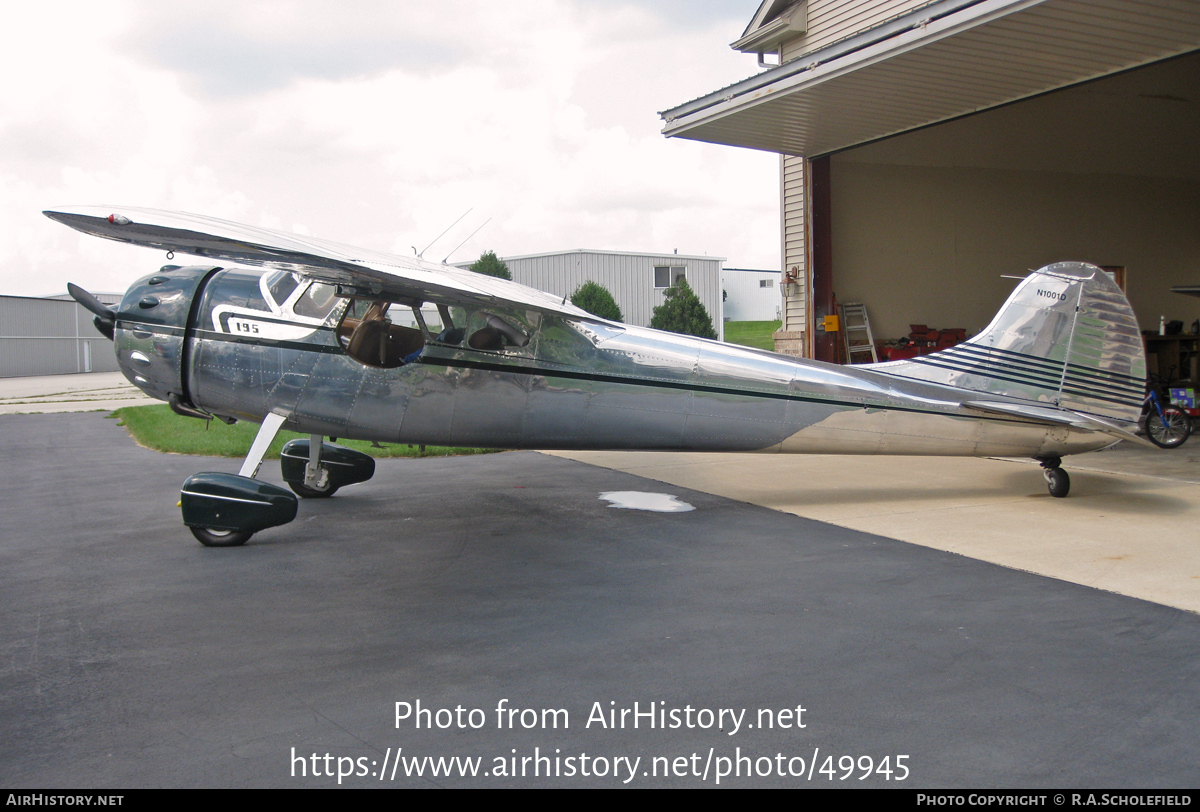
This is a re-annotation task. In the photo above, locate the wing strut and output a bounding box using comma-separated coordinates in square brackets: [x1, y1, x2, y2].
[239, 412, 289, 478]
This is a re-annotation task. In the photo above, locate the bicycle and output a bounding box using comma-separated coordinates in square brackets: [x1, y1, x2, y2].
[1140, 376, 1192, 449]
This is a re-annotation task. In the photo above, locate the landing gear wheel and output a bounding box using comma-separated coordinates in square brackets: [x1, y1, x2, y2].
[288, 478, 340, 499]
[1043, 467, 1070, 498]
[190, 527, 253, 547]
[1144, 407, 1191, 449]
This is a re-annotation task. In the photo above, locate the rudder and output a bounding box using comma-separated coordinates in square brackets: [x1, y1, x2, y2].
[876, 262, 1145, 423]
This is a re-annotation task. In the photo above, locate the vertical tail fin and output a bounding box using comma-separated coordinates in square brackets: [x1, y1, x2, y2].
[878, 262, 1145, 423]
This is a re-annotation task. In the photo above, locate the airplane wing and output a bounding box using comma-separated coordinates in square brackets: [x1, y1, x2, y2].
[962, 400, 1154, 448]
[43, 205, 591, 316]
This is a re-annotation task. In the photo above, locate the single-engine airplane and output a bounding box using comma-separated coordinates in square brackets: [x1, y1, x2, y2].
[47, 206, 1148, 546]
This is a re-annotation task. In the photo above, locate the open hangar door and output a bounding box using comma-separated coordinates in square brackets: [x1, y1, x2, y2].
[828, 51, 1200, 372]
[661, 0, 1200, 364]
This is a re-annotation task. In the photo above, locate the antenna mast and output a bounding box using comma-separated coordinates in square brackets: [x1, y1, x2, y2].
[443, 218, 492, 264]
[417, 208, 472, 258]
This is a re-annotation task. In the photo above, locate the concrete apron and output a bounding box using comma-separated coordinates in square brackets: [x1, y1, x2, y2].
[546, 444, 1200, 614]
[0, 371, 155, 414]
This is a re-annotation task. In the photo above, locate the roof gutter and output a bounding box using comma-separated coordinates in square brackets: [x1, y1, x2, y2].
[660, 0, 1025, 126]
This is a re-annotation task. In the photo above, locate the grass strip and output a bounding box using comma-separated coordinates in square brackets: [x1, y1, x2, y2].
[110, 404, 500, 459]
[724, 320, 782, 352]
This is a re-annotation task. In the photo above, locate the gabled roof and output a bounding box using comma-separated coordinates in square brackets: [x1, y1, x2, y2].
[663, 0, 1200, 158]
[731, 0, 807, 54]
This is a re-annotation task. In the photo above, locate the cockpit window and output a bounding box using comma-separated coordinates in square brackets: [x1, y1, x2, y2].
[333, 297, 540, 367]
[335, 300, 424, 369]
[265, 271, 300, 309]
[293, 282, 340, 321]
[461, 308, 536, 354]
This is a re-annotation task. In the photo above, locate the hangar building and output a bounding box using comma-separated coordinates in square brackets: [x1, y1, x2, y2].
[661, 0, 1200, 374]
[0, 293, 121, 378]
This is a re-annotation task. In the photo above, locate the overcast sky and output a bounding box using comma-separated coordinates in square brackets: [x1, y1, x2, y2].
[0, 0, 778, 298]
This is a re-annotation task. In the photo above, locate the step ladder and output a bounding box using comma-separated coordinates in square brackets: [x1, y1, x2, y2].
[839, 302, 878, 364]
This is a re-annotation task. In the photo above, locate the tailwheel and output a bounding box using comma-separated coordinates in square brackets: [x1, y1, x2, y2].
[1036, 455, 1070, 498]
[1043, 467, 1070, 498]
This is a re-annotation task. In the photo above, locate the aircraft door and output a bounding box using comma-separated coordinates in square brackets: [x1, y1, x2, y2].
[443, 307, 536, 447]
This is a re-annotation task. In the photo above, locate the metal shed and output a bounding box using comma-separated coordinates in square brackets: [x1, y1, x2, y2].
[722, 268, 782, 322]
[0, 294, 121, 378]
[478, 250, 726, 341]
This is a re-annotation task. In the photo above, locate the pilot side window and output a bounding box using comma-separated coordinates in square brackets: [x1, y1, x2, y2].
[292, 282, 341, 321]
[461, 308, 535, 354]
[336, 300, 425, 369]
[422, 305, 465, 347]
[266, 271, 300, 307]
[261, 272, 344, 324]
[422, 305, 536, 353]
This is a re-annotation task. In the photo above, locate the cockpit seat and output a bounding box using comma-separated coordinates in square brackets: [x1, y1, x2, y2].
[435, 327, 466, 346]
[348, 319, 388, 366]
[468, 326, 505, 351]
[347, 319, 424, 368]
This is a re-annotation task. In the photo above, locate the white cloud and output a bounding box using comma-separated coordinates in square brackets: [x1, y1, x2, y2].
[0, 0, 776, 298]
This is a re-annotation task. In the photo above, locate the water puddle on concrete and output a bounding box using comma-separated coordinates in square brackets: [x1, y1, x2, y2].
[599, 491, 695, 513]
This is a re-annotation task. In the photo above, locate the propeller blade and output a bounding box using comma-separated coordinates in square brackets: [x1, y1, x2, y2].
[67, 283, 116, 340]
[67, 283, 116, 322]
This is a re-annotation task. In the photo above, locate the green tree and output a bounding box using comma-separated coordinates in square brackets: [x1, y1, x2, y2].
[570, 280, 624, 322]
[469, 250, 511, 280]
[650, 278, 717, 339]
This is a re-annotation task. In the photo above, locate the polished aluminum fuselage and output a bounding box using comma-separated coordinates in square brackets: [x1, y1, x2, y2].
[115, 266, 1110, 460]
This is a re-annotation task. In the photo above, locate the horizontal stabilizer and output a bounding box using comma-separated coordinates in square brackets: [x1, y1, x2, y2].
[963, 400, 1153, 448]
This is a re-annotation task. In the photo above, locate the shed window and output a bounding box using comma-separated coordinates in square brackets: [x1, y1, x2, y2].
[759, 279, 774, 288]
[654, 266, 686, 288]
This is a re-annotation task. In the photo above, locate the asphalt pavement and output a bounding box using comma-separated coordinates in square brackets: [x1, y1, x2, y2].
[2, 411, 1199, 788]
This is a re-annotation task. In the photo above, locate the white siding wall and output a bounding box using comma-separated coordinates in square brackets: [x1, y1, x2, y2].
[780, 155, 809, 347]
[722, 270, 782, 322]
[780, 0, 941, 61]
[503, 251, 725, 340]
[770, 3, 941, 356]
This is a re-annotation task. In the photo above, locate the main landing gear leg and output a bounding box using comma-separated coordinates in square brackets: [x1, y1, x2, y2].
[239, 412, 288, 479]
[288, 434, 340, 498]
[180, 412, 299, 547]
[1036, 455, 1070, 498]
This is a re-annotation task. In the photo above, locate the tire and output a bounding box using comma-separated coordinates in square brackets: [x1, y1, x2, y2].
[1044, 467, 1070, 498]
[190, 527, 253, 547]
[1145, 407, 1191, 449]
[288, 479, 340, 499]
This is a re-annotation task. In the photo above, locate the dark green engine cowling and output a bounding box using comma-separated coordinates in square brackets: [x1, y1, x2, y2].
[114, 265, 220, 408]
